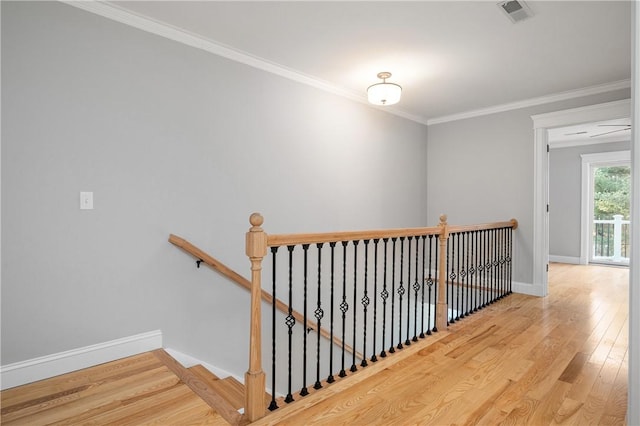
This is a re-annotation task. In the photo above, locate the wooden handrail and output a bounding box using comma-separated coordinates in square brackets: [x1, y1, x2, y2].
[448, 218, 518, 233]
[267, 226, 442, 247]
[265, 219, 517, 247]
[168, 234, 361, 357]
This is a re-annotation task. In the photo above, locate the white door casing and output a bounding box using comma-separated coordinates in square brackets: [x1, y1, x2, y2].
[531, 99, 631, 296]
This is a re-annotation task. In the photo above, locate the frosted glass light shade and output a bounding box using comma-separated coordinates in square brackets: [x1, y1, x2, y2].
[367, 82, 402, 106]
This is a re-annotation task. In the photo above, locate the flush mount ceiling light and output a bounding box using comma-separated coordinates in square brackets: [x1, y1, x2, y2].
[367, 72, 402, 106]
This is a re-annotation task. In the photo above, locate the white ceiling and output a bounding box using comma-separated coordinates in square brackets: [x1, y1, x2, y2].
[101, 1, 632, 124]
[548, 117, 631, 147]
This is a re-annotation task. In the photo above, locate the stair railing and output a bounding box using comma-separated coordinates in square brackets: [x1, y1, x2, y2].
[243, 213, 517, 422]
[168, 235, 360, 357]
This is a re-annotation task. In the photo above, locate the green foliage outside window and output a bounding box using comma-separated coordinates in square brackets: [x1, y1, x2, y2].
[593, 166, 630, 220]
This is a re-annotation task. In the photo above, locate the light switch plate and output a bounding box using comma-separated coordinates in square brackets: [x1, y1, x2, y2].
[80, 192, 93, 210]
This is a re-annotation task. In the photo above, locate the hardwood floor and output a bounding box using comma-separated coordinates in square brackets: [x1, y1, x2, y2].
[1, 263, 628, 425]
[257, 263, 629, 425]
[0, 351, 230, 425]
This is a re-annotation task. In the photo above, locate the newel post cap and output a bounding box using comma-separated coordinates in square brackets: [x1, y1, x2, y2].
[246, 212, 267, 258]
[249, 212, 264, 229]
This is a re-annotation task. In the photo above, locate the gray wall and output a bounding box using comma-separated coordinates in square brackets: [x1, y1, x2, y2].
[1, 1, 429, 374]
[426, 88, 631, 286]
[549, 141, 630, 260]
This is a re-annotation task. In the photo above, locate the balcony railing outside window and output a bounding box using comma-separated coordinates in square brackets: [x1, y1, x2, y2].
[593, 214, 630, 264]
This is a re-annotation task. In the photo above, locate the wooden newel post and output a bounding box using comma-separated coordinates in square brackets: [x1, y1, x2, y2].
[245, 213, 267, 422]
[436, 214, 449, 331]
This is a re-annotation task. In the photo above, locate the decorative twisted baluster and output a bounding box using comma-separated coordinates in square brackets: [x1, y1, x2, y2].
[478, 230, 487, 308]
[361, 240, 370, 367]
[425, 236, 433, 336]
[389, 238, 397, 354]
[313, 243, 324, 390]
[327, 242, 336, 384]
[419, 235, 426, 339]
[380, 238, 389, 358]
[449, 234, 457, 323]
[405, 236, 413, 346]
[508, 227, 513, 294]
[284, 245, 295, 403]
[412, 236, 420, 342]
[472, 231, 478, 312]
[459, 232, 466, 319]
[339, 241, 348, 378]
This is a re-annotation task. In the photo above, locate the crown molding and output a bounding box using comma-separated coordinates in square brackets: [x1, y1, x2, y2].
[427, 80, 631, 126]
[60, 1, 629, 129]
[61, 0, 429, 126]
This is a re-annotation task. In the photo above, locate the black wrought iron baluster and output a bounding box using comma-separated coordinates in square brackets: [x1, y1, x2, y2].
[314, 243, 324, 390]
[432, 235, 439, 332]
[426, 235, 434, 335]
[482, 229, 488, 307]
[381, 238, 389, 358]
[451, 233, 460, 321]
[389, 238, 397, 354]
[419, 235, 426, 339]
[339, 241, 348, 378]
[285, 245, 295, 403]
[371, 239, 379, 362]
[447, 237, 453, 324]
[508, 227, 513, 294]
[327, 242, 336, 384]
[491, 229, 498, 304]
[351, 240, 359, 373]
[499, 228, 505, 299]
[397, 237, 405, 349]
[458, 232, 467, 318]
[412, 236, 420, 342]
[269, 246, 279, 411]
[472, 231, 478, 312]
[300, 244, 310, 397]
[494, 229, 500, 302]
[361, 240, 370, 367]
[482, 229, 491, 307]
[405, 236, 412, 346]
[486, 229, 493, 304]
[465, 232, 470, 316]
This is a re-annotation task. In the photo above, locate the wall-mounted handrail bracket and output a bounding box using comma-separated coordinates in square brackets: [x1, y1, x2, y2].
[196, 259, 203, 269]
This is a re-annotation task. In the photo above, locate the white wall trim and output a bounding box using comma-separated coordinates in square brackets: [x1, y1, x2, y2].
[531, 99, 632, 299]
[549, 136, 630, 150]
[532, 99, 631, 130]
[61, 1, 630, 129]
[0, 330, 162, 390]
[164, 348, 244, 385]
[549, 255, 582, 265]
[628, 3, 639, 423]
[580, 151, 631, 266]
[512, 281, 545, 297]
[428, 80, 631, 125]
[61, 0, 428, 126]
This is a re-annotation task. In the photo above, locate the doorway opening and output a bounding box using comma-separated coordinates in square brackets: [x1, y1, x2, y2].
[532, 99, 631, 296]
[581, 152, 631, 265]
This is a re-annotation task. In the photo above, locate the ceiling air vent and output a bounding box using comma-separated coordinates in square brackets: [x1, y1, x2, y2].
[497, 0, 533, 23]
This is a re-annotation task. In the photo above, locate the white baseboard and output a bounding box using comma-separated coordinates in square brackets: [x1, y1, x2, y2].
[164, 347, 244, 384]
[0, 330, 162, 390]
[549, 255, 582, 264]
[512, 281, 545, 297]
